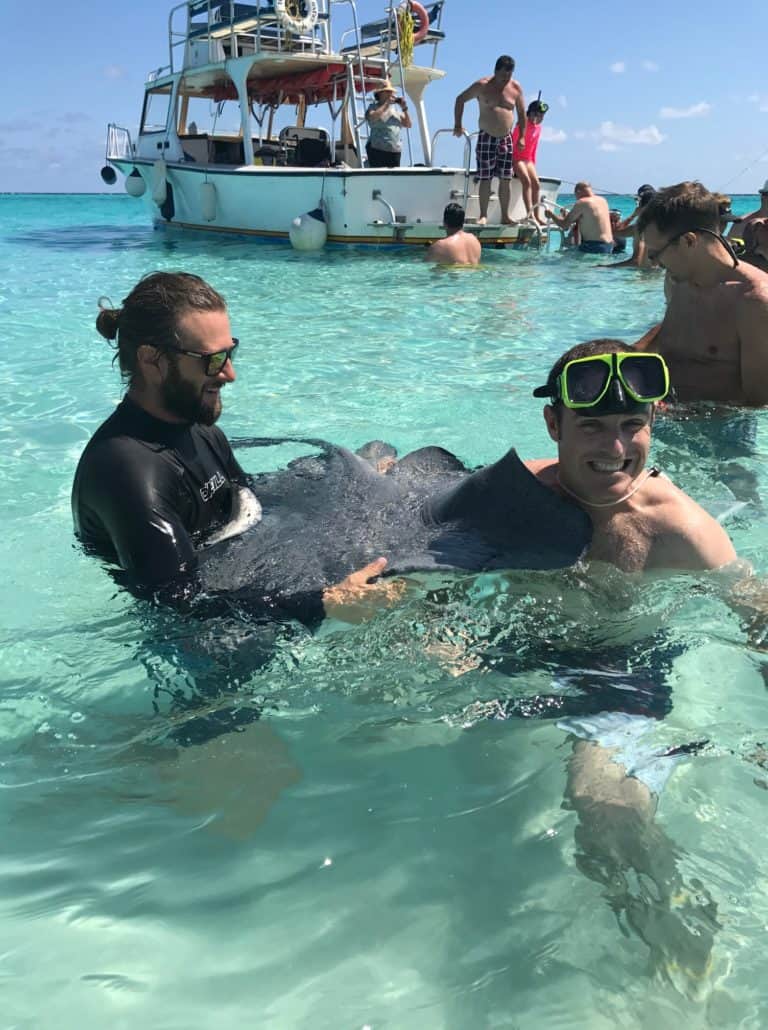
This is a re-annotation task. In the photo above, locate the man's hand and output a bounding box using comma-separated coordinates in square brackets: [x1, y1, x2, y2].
[453, 125, 464, 138]
[322, 557, 405, 623]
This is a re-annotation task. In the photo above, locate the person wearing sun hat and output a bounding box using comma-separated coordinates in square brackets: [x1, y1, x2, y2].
[364, 77, 412, 168]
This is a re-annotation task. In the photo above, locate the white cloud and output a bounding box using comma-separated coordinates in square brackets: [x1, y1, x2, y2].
[659, 101, 711, 119]
[104, 65, 125, 79]
[541, 127, 567, 143]
[642, 60, 659, 72]
[746, 94, 768, 112]
[598, 121, 665, 145]
[557, 95, 567, 109]
[599, 143, 619, 152]
[610, 61, 625, 74]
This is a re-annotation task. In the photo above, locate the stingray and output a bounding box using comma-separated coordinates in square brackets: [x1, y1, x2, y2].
[197, 438, 592, 604]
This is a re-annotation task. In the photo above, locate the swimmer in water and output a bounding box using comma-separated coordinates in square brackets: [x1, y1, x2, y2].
[71, 271, 391, 621]
[635, 181, 768, 405]
[425, 203, 481, 266]
[524, 339, 733, 990]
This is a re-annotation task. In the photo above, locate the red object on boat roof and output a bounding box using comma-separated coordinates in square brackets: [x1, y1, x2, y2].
[211, 64, 386, 105]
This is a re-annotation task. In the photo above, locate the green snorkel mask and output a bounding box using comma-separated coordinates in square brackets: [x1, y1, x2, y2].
[533, 352, 670, 416]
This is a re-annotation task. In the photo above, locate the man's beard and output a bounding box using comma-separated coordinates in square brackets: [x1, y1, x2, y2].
[161, 359, 221, 426]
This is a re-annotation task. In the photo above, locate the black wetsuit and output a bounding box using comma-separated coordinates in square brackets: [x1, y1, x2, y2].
[72, 397, 244, 583]
[71, 397, 325, 624]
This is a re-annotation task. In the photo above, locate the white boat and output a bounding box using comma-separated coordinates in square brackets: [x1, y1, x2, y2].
[102, 0, 562, 248]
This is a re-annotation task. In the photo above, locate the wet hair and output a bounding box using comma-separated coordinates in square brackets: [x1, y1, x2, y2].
[494, 55, 515, 73]
[527, 101, 547, 117]
[96, 271, 226, 382]
[443, 202, 465, 230]
[636, 184, 656, 208]
[636, 181, 720, 236]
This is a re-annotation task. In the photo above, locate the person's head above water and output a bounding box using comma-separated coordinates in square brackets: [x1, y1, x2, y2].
[443, 202, 466, 232]
[533, 339, 670, 508]
[636, 181, 739, 278]
[96, 271, 236, 427]
[636, 183, 655, 208]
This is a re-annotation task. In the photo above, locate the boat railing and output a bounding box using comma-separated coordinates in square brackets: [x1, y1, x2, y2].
[106, 124, 135, 161]
[168, 0, 332, 72]
[430, 127, 473, 205]
[338, 0, 446, 69]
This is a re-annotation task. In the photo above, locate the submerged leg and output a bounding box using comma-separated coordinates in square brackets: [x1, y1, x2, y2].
[566, 738, 720, 997]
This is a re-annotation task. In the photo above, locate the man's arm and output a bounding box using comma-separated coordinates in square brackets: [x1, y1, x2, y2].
[80, 448, 198, 586]
[547, 201, 580, 230]
[453, 80, 481, 136]
[514, 84, 527, 148]
[738, 292, 768, 405]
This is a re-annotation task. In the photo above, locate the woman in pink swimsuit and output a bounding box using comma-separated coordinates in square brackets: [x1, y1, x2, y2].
[512, 98, 548, 223]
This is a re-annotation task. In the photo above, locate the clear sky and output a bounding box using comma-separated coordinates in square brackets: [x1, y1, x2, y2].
[3, 0, 767, 195]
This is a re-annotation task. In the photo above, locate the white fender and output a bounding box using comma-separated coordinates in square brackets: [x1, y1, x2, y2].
[125, 167, 146, 198]
[151, 159, 168, 206]
[200, 180, 217, 222]
[289, 206, 328, 250]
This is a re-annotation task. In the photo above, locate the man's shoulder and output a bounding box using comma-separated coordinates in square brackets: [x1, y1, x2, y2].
[646, 476, 736, 568]
[647, 474, 716, 531]
[738, 262, 768, 301]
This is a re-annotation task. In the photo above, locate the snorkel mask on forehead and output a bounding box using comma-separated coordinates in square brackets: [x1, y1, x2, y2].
[533, 352, 670, 416]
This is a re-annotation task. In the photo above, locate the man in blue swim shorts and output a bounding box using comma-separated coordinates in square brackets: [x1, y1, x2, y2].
[545, 181, 615, 253]
[453, 55, 527, 224]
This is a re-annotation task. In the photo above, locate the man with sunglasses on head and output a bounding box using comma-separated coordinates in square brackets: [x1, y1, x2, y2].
[636, 181, 768, 405]
[528, 338, 736, 571]
[72, 271, 386, 619]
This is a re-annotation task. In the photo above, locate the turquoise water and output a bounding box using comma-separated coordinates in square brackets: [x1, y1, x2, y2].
[2, 193, 768, 1027]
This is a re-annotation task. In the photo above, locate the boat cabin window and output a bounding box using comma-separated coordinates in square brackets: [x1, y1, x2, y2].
[179, 94, 242, 138]
[141, 87, 174, 134]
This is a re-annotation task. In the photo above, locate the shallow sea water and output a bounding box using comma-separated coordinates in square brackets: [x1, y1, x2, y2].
[2, 194, 768, 1028]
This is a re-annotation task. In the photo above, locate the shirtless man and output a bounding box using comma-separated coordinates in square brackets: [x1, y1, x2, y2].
[527, 337, 734, 987]
[742, 217, 768, 274]
[728, 178, 768, 240]
[425, 202, 481, 265]
[636, 181, 768, 405]
[453, 55, 526, 225]
[545, 181, 614, 254]
[528, 338, 735, 571]
[602, 184, 656, 270]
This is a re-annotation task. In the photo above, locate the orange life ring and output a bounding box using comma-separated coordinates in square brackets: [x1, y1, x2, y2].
[409, 1, 429, 44]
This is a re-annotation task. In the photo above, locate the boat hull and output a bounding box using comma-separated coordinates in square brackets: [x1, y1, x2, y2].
[112, 160, 561, 246]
